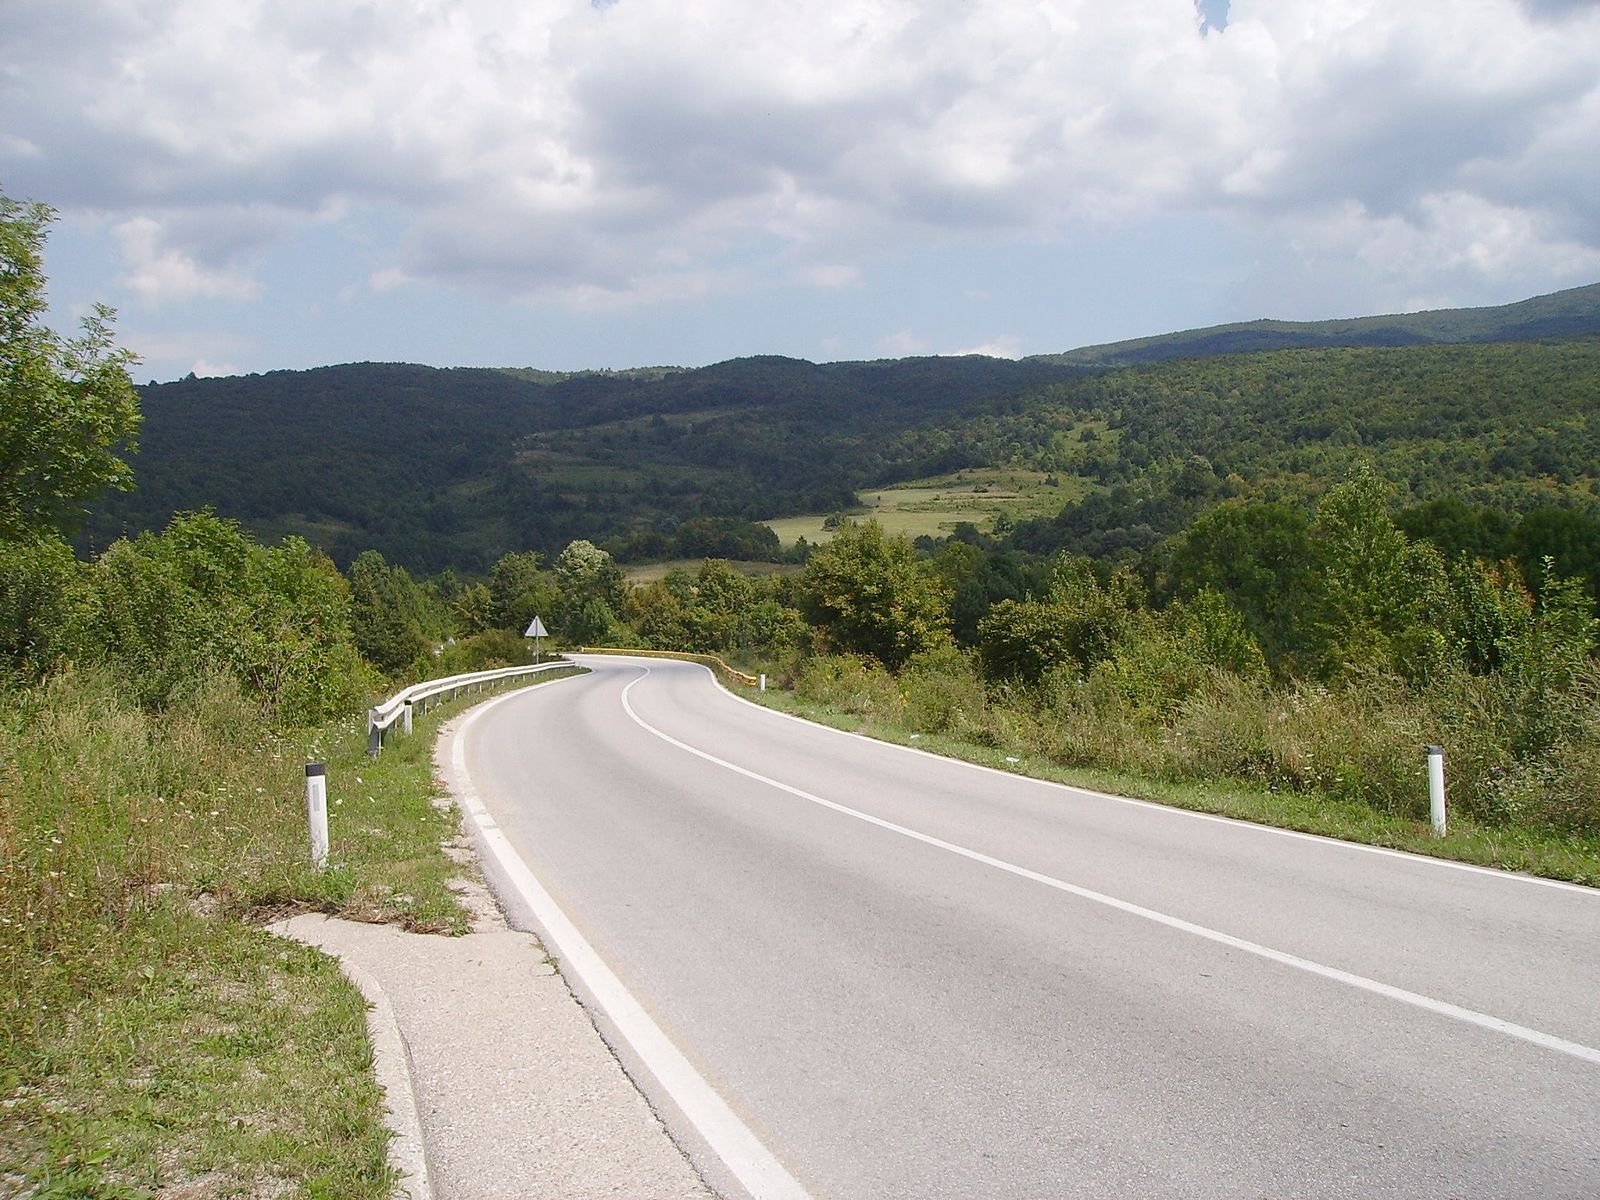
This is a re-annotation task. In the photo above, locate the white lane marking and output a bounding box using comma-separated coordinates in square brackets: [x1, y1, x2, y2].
[448, 683, 813, 1200]
[586, 655, 1597, 900]
[616, 669, 1600, 1069]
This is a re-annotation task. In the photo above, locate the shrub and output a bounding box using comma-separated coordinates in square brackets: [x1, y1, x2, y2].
[431, 628, 539, 674]
[899, 642, 987, 736]
[794, 654, 903, 721]
[67, 513, 375, 722]
[0, 534, 80, 677]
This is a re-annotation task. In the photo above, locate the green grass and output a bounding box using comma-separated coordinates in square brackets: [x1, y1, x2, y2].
[747, 686, 1600, 888]
[764, 467, 1083, 546]
[2, 913, 388, 1199]
[0, 664, 581, 1195]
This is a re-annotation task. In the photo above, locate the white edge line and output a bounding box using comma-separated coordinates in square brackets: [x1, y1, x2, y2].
[446, 678, 814, 1200]
[614, 667, 1600, 1070]
[581, 655, 1597, 900]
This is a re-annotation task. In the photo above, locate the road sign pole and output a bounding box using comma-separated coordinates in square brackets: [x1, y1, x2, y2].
[524, 615, 549, 664]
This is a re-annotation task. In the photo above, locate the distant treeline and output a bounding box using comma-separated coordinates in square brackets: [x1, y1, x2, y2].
[82, 334, 1600, 579]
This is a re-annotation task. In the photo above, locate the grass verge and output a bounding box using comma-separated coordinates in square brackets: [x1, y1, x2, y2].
[747, 687, 1600, 888]
[1, 664, 581, 1197]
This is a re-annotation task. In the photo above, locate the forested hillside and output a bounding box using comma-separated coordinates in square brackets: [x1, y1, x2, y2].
[87, 334, 1600, 576]
[999, 338, 1600, 560]
[87, 356, 1081, 571]
[1032, 281, 1600, 367]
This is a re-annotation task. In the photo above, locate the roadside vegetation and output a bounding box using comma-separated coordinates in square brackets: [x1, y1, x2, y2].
[0, 191, 576, 1195]
[602, 496, 1600, 885]
[6, 180, 1600, 1191]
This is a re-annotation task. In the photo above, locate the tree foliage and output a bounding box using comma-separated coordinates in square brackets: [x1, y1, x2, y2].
[799, 521, 951, 669]
[69, 511, 374, 718]
[1, 192, 140, 540]
[348, 549, 432, 678]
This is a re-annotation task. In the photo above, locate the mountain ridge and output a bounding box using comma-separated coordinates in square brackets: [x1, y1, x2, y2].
[83, 284, 1600, 574]
[1028, 281, 1600, 367]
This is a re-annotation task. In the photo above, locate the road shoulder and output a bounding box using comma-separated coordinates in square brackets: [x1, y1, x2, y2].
[271, 704, 713, 1200]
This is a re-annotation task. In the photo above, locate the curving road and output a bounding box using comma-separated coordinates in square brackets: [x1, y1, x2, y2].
[453, 654, 1600, 1199]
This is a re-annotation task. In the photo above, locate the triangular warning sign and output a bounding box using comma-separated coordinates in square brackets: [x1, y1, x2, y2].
[524, 616, 549, 638]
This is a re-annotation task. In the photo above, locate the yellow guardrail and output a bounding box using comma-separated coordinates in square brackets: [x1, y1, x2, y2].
[578, 646, 760, 688]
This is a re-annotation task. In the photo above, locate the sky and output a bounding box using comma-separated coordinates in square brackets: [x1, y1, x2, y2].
[4, 0, 1599, 383]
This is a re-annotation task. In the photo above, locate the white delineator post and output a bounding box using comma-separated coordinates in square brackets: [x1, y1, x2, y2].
[759, 673, 767, 692]
[1427, 744, 1447, 836]
[305, 762, 329, 869]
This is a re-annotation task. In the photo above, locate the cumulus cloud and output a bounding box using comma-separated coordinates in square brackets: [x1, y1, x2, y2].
[114, 216, 262, 302]
[794, 264, 864, 289]
[2, 0, 1597, 312]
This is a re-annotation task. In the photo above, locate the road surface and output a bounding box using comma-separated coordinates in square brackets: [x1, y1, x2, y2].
[455, 654, 1600, 1199]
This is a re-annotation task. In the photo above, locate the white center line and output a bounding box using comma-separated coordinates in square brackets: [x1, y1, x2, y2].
[620, 669, 1600, 1069]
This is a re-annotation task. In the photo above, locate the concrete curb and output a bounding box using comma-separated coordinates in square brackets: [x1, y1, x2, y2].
[274, 918, 434, 1200]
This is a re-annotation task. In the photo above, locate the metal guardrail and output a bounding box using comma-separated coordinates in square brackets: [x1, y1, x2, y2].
[366, 660, 573, 755]
[577, 646, 761, 688]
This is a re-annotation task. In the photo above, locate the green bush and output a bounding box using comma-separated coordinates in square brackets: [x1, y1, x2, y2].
[431, 628, 539, 674]
[0, 534, 80, 677]
[899, 642, 987, 736]
[794, 654, 903, 721]
[66, 513, 376, 722]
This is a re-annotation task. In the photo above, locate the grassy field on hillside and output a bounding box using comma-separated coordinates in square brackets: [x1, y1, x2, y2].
[765, 467, 1083, 546]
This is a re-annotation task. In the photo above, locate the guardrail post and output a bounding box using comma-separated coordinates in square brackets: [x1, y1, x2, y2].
[367, 708, 382, 757]
[305, 763, 329, 869]
[1427, 745, 1447, 835]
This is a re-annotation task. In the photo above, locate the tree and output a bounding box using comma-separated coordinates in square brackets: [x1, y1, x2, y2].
[348, 549, 429, 676]
[554, 539, 625, 641]
[799, 521, 951, 669]
[488, 550, 556, 631]
[1311, 470, 1451, 680]
[1, 192, 141, 540]
[1165, 500, 1318, 669]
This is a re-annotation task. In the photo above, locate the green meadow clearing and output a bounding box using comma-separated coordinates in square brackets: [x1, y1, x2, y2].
[764, 467, 1083, 546]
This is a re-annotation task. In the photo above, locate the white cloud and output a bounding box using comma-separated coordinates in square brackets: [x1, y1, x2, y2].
[118, 328, 251, 376]
[4, 0, 1597, 315]
[0, 132, 41, 159]
[947, 336, 1024, 359]
[113, 216, 262, 302]
[366, 267, 410, 296]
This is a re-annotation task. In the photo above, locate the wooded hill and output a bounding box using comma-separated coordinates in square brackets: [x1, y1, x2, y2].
[83, 286, 1600, 574]
[86, 356, 1082, 572]
[1032, 281, 1600, 367]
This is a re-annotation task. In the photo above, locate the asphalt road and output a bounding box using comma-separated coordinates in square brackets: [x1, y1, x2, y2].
[460, 654, 1600, 1199]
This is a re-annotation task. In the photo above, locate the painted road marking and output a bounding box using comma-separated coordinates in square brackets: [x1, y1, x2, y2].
[618, 667, 1600, 1069]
